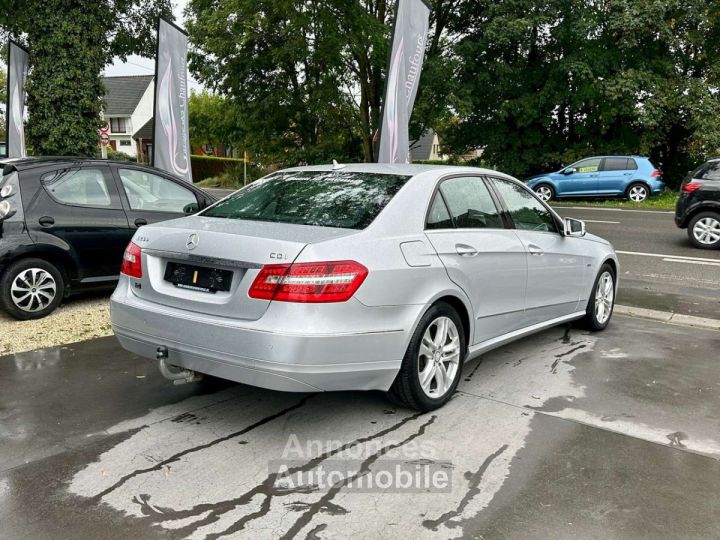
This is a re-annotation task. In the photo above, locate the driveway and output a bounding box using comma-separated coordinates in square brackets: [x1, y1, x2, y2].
[2, 315, 719, 539]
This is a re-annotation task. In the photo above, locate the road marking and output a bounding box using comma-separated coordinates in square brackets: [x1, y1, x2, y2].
[553, 206, 673, 215]
[662, 258, 720, 267]
[581, 219, 621, 224]
[616, 250, 720, 264]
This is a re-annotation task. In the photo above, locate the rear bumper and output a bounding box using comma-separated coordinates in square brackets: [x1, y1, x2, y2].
[110, 280, 421, 392]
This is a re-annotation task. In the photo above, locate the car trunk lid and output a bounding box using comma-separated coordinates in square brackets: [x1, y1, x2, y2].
[130, 215, 355, 320]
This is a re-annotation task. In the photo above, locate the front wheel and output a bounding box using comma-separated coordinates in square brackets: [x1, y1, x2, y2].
[688, 211, 720, 249]
[579, 264, 616, 331]
[626, 183, 649, 202]
[389, 302, 466, 412]
[534, 184, 554, 202]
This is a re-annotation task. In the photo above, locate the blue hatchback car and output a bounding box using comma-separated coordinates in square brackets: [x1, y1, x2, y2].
[527, 156, 665, 202]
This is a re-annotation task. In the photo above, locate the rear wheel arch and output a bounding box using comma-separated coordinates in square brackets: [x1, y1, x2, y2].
[685, 204, 720, 228]
[434, 295, 471, 348]
[2, 249, 75, 295]
[625, 181, 651, 198]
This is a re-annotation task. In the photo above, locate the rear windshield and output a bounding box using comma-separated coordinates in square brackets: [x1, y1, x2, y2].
[696, 161, 720, 181]
[201, 171, 410, 229]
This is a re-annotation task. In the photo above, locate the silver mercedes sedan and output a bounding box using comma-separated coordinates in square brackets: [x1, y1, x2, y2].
[110, 164, 618, 411]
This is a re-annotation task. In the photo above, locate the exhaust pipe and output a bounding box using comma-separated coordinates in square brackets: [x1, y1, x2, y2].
[156, 347, 202, 385]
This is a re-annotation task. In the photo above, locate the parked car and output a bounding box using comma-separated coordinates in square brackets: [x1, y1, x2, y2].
[527, 156, 664, 202]
[0, 157, 215, 319]
[675, 158, 720, 249]
[110, 164, 619, 411]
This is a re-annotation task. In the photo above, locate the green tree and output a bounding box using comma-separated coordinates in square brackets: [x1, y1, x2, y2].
[445, 0, 720, 187]
[2, 0, 171, 156]
[189, 90, 238, 150]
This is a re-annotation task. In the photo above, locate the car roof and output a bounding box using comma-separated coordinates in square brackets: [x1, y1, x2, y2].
[282, 162, 512, 179]
[0, 156, 141, 171]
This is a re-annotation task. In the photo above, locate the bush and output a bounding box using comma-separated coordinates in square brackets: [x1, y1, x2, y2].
[191, 155, 245, 182]
[105, 148, 136, 161]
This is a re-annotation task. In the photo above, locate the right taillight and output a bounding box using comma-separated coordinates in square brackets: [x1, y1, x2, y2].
[682, 182, 702, 194]
[120, 242, 143, 278]
[248, 260, 368, 303]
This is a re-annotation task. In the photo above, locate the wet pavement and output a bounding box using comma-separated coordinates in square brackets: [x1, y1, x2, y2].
[1, 316, 719, 539]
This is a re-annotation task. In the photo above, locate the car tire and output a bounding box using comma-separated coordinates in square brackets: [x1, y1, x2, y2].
[626, 183, 649, 202]
[0, 258, 65, 320]
[687, 211, 720, 249]
[534, 184, 555, 202]
[579, 263, 616, 331]
[389, 302, 466, 412]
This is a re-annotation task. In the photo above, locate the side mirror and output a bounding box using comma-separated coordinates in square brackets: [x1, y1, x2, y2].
[562, 168, 576, 175]
[564, 217, 586, 237]
[183, 202, 199, 214]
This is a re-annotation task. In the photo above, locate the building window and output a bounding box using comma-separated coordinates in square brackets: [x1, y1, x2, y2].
[110, 118, 127, 134]
[119, 140, 131, 147]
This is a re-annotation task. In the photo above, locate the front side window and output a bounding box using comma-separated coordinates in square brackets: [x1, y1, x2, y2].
[570, 158, 601, 173]
[438, 176, 503, 229]
[202, 171, 410, 230]
[602, 158, 630, 172]
[119, 169, 198, 213]
[42, 168, 115, 208]
[491, 178, 558, 233]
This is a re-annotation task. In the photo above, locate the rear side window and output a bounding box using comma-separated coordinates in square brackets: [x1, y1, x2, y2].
[42, 168, 118, 208]
[603, 158, 631, 171]
[202, 171, 410, 230]
[426, 193, 454, 229]
[437, 176, 503, 229]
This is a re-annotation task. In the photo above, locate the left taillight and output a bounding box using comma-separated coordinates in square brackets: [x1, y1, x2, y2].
[651, 169, 662, 178]
[120, 242, 143, 278]
[249, 260, 368, 303]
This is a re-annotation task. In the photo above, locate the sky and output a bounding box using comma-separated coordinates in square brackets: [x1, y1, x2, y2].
[103, 0, 203, 92]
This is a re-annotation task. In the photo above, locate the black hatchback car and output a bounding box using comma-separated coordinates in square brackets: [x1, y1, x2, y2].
[0, 158, 215, 319]
[675, 158, 720, 249]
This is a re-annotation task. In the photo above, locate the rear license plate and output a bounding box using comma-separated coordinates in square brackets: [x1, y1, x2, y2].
[164, 262, 233, 293]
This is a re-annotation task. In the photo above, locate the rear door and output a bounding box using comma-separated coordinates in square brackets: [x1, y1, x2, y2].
[424, 175, 528, 344]
[112, 165, 202, 234]
[26, 164, 130, 281]
[489, 177, 586, 325]
[558, 158, 600, 195]
[597, 157, 634, 195]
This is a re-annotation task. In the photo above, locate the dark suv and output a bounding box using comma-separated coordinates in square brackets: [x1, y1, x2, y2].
[675, 158, 720, 249]
[0, 158, 215, 319]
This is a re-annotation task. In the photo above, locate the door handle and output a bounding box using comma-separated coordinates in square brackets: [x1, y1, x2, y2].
[134, 218, 148, 227]
[455, 244, 478, 257]
[528, 243, 544, 256]
[38, 216, 55, 227]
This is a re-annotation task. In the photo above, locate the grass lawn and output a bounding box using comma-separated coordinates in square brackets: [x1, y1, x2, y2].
[551, 190, 678, 210]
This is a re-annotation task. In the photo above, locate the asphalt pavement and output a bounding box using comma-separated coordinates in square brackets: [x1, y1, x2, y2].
[553, 206, 720, 319]
[2, 317, 720, 539]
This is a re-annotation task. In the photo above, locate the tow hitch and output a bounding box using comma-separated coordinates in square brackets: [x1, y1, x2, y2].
[156, 346, 202, 385]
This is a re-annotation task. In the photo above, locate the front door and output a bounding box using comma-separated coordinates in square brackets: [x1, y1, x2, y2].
[26, 165, 130, 282]
[424, 176, 528, 344]
[489, 177, 587, 326]
[557, 157, 601, 196]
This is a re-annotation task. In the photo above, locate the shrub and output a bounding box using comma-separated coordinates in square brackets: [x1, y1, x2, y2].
[191, 155, 245, 182]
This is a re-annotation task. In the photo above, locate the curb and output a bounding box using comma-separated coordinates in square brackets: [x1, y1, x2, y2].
[615, 305, 720, 331]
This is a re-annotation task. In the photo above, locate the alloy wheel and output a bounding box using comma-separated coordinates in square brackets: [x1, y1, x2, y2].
[692, 216, 720, 246]
[10, 268, 57, 313]
[535, 186, 552, 201]
[628, 185, 648, 202]
[418, 316, 461, 399]
[594, 271, 614, 324]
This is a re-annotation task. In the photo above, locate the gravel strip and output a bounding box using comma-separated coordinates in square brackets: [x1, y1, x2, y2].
[0, 296, 112, 356]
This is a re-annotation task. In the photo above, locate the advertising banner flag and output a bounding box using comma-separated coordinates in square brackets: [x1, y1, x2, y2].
[6, 40, 30, 158]
[377, 0, 431, 164]
[153, 18, 192, 182]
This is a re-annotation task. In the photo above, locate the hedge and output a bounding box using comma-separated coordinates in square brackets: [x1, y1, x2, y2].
[191, 155, 245, 182]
